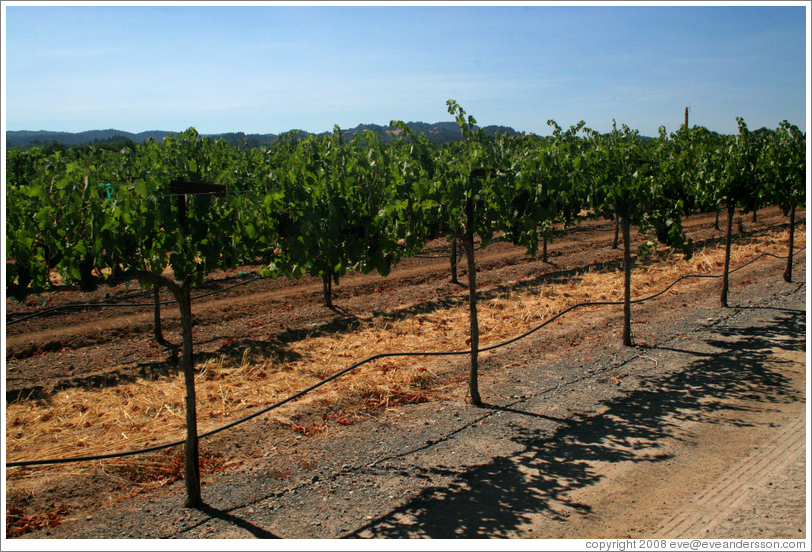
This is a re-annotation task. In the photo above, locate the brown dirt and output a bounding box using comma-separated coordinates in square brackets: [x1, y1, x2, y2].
[4, 206, 807, 540]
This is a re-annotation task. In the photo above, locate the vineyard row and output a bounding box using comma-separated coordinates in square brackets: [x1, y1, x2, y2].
[5, 101, 806, 506]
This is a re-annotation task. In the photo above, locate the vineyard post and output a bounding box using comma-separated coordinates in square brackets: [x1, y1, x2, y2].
[153, 285, 164, 342]
[323, 268, 333, 309]
[169, 277, 201, 507]
[613, 214, 620, 249]
[462, 170, 484, 406]
[784, 204, 796, 283]
[450, 239, 460, 284]
[621, 216, 633, 346]
[721, 200, 735, 308]
[166, 178, 226, 507]
[128, 269, 201, 507]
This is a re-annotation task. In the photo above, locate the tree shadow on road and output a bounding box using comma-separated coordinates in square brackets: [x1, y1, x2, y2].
[345, 309, 804, 538]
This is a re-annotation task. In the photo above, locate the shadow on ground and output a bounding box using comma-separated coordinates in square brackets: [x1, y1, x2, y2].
[184, 505, 281, 539]
[342, 308, 804, 538]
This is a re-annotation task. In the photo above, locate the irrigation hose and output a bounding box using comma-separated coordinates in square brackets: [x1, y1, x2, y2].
[5, 248, 805, 468]
[7, 217, 804, 324]
[8, 242, 481, 317]
[6, 276, 264, 326]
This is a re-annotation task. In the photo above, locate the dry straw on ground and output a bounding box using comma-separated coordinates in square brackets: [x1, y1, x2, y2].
[5, 225, 804, 490]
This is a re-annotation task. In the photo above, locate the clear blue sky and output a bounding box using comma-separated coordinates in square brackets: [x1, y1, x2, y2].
[3, 3, 809, 137]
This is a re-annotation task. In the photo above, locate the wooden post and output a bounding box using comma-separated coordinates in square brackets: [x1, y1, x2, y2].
[131, 270, 202, 508]
[784, 205, 796, 283]
[323, 269, 333, 308]
[165, 178, 226, 508]
[622, 216, 633, 346]
[174, 279, 201, 508]
[721, 201, 735, 308]
[153, 285, 163, 342]
[169, 178, 227, 226]
[450, 239, 459, 284]
[613, 214, 620, 249]
[462, 192, 481, 406]
[464, 169, 492, 406]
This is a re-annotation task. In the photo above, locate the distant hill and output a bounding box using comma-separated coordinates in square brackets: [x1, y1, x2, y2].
[330, 122, 522, 145]
[5, 129, 172, 148]
[6, 122, 523, 149]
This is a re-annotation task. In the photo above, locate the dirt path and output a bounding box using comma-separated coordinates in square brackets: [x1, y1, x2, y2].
[15, 240, 806, 541]
[538, 292, 807, 540]
[663, 415, 805, 539]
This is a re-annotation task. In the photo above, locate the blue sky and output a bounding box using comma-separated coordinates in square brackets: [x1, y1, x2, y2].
[2, 2, 809, 137]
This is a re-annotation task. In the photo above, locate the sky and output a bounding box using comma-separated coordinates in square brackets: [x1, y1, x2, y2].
[2, 2, 809, 137]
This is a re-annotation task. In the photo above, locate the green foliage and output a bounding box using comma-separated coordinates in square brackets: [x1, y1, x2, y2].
[272, 128, 403, 294]
[694, 118, 767, 215]
[762, 120, 806, 215]
[6, 107, 802, 301]
[578, 120, 693, 258]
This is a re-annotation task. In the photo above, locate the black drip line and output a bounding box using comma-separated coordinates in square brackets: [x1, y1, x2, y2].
[5, 248, 805, 468]
[6, 276, 264, 326]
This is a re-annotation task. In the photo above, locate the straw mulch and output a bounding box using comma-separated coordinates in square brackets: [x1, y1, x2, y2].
[5, 225, 803, 492]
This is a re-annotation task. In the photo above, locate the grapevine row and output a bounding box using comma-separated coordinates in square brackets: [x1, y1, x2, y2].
[5, 101, 806, 506]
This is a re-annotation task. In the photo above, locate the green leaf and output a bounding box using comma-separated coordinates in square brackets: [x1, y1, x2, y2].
[134, 179, 149, 198]
[27, 186, 47, 200]
[18, 235, 34, 250]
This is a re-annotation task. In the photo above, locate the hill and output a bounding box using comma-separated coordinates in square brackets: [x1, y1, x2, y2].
[5, 129, 172, 148]
[6, 122, 523, 149]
